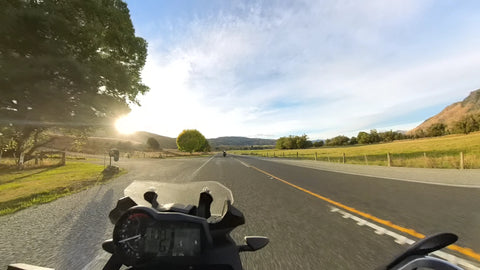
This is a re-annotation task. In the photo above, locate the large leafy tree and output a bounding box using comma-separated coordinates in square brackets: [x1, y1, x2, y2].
[176, 130, 209, 153]
[0, 0, 149, 164]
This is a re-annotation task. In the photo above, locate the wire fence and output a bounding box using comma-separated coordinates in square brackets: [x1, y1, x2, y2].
[237, 151, 476, 169]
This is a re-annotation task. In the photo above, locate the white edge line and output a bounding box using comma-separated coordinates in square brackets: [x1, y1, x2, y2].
[238, 160, 251, 168]
[265, 158, 480, 189]
[191, 155, 215, 177]
[329, 206, 480, 270]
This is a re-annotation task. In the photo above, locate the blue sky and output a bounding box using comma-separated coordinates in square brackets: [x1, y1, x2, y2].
[118, 0, 480, 139]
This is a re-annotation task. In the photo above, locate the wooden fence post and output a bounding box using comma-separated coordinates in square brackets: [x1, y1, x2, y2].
[327, 156, 330, 162]
[315, 152, 317, 161]
[387, 152, 391, 167]
[460, 152, 464, 170]
[364, 154, 368, 165]
[283, 152, 285, 157]
[342, 153, 346, 164]
[297, 152, 299, 158]
[60, 151, 66, 166]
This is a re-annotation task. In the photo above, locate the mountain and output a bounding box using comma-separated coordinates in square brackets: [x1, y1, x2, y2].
[409, 89, 480, 134]
[208, 136, 276, 148]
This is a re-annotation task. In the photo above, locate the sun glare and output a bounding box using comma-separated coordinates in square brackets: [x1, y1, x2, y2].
[115, 115, 137, 135]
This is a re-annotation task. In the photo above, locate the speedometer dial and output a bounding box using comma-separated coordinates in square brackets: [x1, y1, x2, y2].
[114, 211, 153, 265]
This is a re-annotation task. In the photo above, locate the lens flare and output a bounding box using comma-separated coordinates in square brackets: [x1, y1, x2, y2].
[115, 115, 137, 134]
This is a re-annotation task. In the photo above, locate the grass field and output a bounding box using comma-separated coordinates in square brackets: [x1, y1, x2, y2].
[233, 132, 480, 169]
[0, 161, 121, 215]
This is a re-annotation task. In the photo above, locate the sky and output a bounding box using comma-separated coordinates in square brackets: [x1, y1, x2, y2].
[118, 0, 480, 140]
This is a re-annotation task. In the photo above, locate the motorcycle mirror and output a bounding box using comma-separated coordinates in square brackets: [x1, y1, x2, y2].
[386, 233, 458, 269]
[144, 191, 159, 209]
[239, 236, 269, 252]
[197, 191, 213, 219]
[108, 196, 137, 224]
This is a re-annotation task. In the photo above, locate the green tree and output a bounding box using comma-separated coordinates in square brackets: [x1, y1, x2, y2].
[465, 115, 479, 134]
[146, 137, 160, 150]
[369, 129, 381, 143]
[313, 140, 324, 147]
[276, 134, 312, 149]
[427, 123, 446, 137]
[326, 135, 350, 146]
[0, 0, 148, 165]
[413, 129, 425, 139]
[295, 134, 312, 149]
[357, 131, 371, 144]
[380, 130, 395, 142]
[176, 129, 209, 153]
[453, 118, 469, 134]
[276, 137, 287, 149]
[201, 139, 211, 152]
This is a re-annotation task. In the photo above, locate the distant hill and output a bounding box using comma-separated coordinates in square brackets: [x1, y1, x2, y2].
[117, 131, 177, 149]
[409, 89, 480, 134]
[208, 136, 276, 149]
[89, 128, 177, 149]
[45, 129, 276, 153]
[44, 130, 177, 154]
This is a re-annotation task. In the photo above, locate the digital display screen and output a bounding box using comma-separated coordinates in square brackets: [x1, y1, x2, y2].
[144, 222, 202, 257]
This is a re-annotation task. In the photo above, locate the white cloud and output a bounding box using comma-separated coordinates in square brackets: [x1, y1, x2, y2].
[127, 0, 480, 139]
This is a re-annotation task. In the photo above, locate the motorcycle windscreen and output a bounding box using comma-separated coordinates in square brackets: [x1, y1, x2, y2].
[123, 181, 234, 217]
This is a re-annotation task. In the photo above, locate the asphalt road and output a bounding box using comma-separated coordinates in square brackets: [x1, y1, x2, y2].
[1, 155, 479, 269]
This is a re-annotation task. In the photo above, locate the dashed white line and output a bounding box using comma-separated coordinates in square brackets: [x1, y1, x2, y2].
[329, 206, 480, 270]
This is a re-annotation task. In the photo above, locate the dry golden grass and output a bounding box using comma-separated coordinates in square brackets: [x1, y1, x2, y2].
[233, 132, 480, 169]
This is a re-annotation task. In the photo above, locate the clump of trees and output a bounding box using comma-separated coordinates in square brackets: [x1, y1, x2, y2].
[413, 114, 480, 138]
[356, 130, 407, 144]
[312, 140, 324, 147]
[321, 130, 407, 147]
[146, 137, 160, 150]
[452, 114, 480, 134]
[276, 135, 312, 149]
[325, 135, 350, 146]
[176, 130, 210, 153]
[273, 114, 480, 151]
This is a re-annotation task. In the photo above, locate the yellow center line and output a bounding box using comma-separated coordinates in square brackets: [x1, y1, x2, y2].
[250, 165, 480, 262]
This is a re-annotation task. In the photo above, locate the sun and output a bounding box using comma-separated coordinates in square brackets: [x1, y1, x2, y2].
[115, 115, 137, 135]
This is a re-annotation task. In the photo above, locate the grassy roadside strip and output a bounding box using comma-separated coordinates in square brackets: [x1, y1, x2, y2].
[233, 132, 480, 169]
[0, 162, 126, 216]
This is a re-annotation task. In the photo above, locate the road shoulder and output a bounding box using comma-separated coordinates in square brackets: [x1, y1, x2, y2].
[253, 157, 480, 188]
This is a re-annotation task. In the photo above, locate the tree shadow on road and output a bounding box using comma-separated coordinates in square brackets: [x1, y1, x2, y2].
[57, 188, 114, 269]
